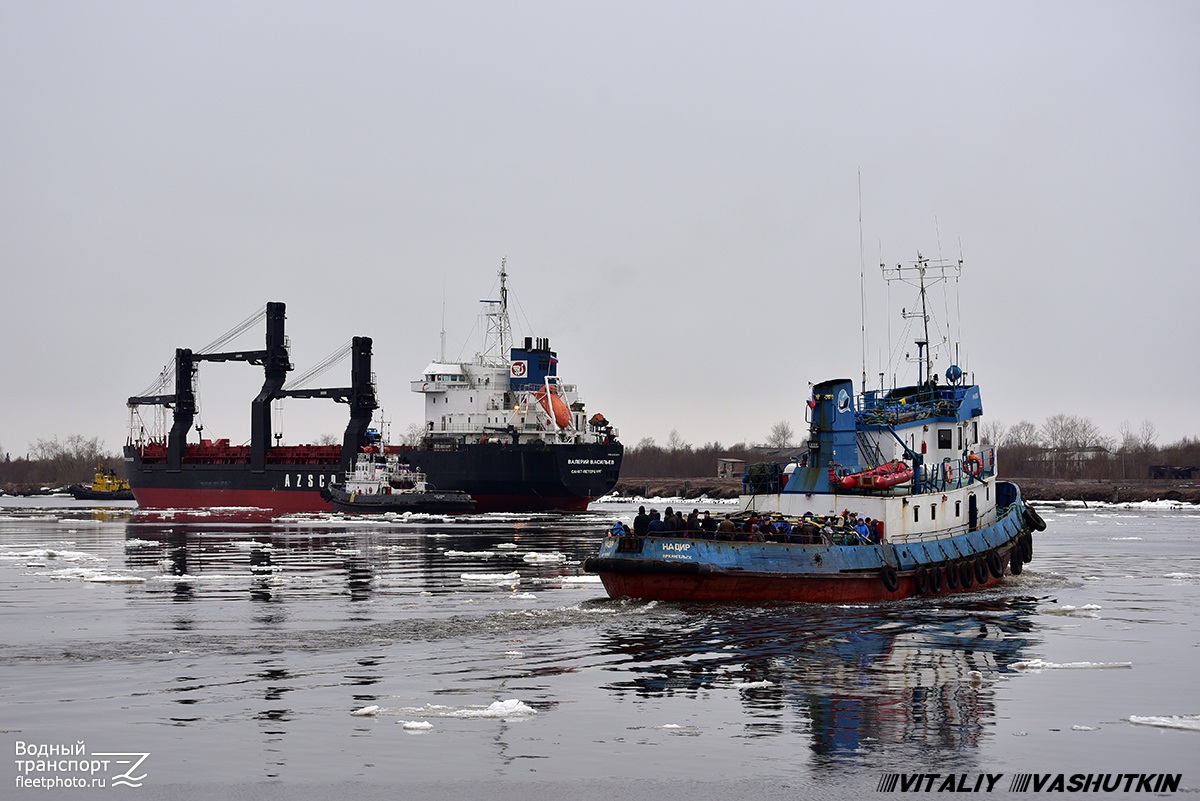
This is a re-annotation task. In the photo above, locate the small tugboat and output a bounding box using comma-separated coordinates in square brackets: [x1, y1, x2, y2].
[322, 447, 475, 515]
[584, 253, 1045, 603]
[68, 464, 135, 501]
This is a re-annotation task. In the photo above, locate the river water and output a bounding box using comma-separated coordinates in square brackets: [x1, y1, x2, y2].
[1, 496, 1197, 799]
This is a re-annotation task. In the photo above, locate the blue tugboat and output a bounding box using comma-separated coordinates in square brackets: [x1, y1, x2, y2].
[585, 254, 1045, 602]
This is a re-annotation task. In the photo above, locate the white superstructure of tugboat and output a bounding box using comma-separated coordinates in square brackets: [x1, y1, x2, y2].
[324, 440, 474, 515]
[397, 260, 623, 512]
[586, 253, 1045, 603]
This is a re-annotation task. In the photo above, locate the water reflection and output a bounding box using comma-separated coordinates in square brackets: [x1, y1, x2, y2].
[599, 598, 1039, 764]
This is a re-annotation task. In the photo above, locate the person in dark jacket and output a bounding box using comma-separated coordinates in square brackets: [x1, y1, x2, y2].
[633, 505, 649, 536]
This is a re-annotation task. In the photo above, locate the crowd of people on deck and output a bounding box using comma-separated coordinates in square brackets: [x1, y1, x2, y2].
[611, 506, 885, 545]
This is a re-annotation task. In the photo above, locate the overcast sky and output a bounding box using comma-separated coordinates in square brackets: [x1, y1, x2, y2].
[2, 1, 1198, 460]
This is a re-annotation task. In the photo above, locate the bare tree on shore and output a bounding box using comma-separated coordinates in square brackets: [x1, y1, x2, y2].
[767, 420, 795, 448]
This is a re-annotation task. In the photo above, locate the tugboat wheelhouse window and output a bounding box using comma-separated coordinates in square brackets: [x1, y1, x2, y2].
[938, 429, 952, 449]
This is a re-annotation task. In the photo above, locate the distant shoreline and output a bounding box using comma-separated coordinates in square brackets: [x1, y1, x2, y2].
[611, 477, 1200, 505]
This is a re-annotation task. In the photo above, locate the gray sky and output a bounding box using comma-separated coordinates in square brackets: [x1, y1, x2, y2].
[2, 1, 1198, 459]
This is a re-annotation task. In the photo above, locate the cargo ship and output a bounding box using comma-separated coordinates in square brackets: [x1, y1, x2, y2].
[397, 261, 622, 511]
[124, 266, 622, 512]
[124, 302, 379, 512]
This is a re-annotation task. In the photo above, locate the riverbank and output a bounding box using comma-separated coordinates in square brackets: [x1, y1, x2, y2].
[610, 477, 1200, 504]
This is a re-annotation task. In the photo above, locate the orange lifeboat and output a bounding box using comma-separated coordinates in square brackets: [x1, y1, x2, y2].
[829, 460, 914, 490]
[534, 385, 572, 429]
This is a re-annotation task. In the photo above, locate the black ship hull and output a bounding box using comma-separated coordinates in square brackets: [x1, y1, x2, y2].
[124, 441, 623, 513]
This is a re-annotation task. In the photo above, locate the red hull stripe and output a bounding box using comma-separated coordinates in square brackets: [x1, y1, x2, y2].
[132, 488, 592, 514]
[597, 567, 1007, 604]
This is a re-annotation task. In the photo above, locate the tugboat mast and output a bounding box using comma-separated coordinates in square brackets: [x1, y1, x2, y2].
[882, 252, 963, 389]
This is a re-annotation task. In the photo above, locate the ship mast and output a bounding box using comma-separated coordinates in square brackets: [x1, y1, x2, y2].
[882, 252, 962, 388]
[479, 258, 513, 368]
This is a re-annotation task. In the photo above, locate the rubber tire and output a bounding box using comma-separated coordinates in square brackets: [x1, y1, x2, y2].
[1010, 546, 1023, 575]
[928, 565, 944, 594]
[974, 557, 989, 584]
[1024, 505, 1047, 532]
[959, 561, 974, 588]
[914, 566, 929, 595]
[1020, 533, 1034, 563]
[987, 550, 1004, 579]
[880, 564, 899, 593]
[945, 562, 960, 590]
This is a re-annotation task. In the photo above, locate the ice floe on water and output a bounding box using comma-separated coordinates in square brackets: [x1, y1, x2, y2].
[460, 571, 520, 584]
[558, 575, 602, 584]
[400, 720, 433, 731]
[350, 705, 380, 716]
[1044, 604, 1102, 617]
[123, 538, 159, 548]
[1009, 659, 1133, 672]
[522, 551, 566, 563]
[444, 550, 498, 558]
[1127, 714, 1200, 732]
[393, 699, 537, 720]
[731, 680, 776, 689]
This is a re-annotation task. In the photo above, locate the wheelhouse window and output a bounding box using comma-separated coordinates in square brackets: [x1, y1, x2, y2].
[938, 429, 952, 449]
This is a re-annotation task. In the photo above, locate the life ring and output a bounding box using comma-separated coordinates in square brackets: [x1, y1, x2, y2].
[1019, 533, 1034, 563]
[880, 564, 899, 593]
[986, 549, 1004, 579]
[964, 452, 983, 478]
[1023, 505, 1047, 532]
[945, 562, 960, 590]
[942, 460, 954, 482]
[959, 560, 974, 588]
[974, 556, 989, 584]
[1010, 546, 1023, 575]
[914, 566, 929, 595]
[928, 565, 944, 595]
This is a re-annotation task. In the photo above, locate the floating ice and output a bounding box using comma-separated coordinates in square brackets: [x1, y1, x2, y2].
[511, 593, 537, 600]
[1009, 659, 1132, 672]
[1044, 604, 1102, 617]
[460, 571, 520, 583]
[396, 699, 537, 719]
[522, 551, 566, 563]
[1071, 725, 1099, 731]
[457, 699, 536, 718]
[732, 680, 776, 689]
[1128, 715, 1200, 732]
[400, 720, 433, 730]
[350, 705, 380, 716]
[559, 575, 602, 584]
[444, 550, 497, 558]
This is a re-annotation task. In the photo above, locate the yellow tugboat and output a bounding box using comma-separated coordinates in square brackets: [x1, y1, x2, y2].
[69, 463, 135, 501]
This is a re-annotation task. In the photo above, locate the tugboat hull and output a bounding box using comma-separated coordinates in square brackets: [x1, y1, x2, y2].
[585, 488, 1031, 603]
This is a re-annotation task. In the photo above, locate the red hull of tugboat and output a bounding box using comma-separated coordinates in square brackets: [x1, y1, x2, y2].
[595, 546, 1016, 604]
